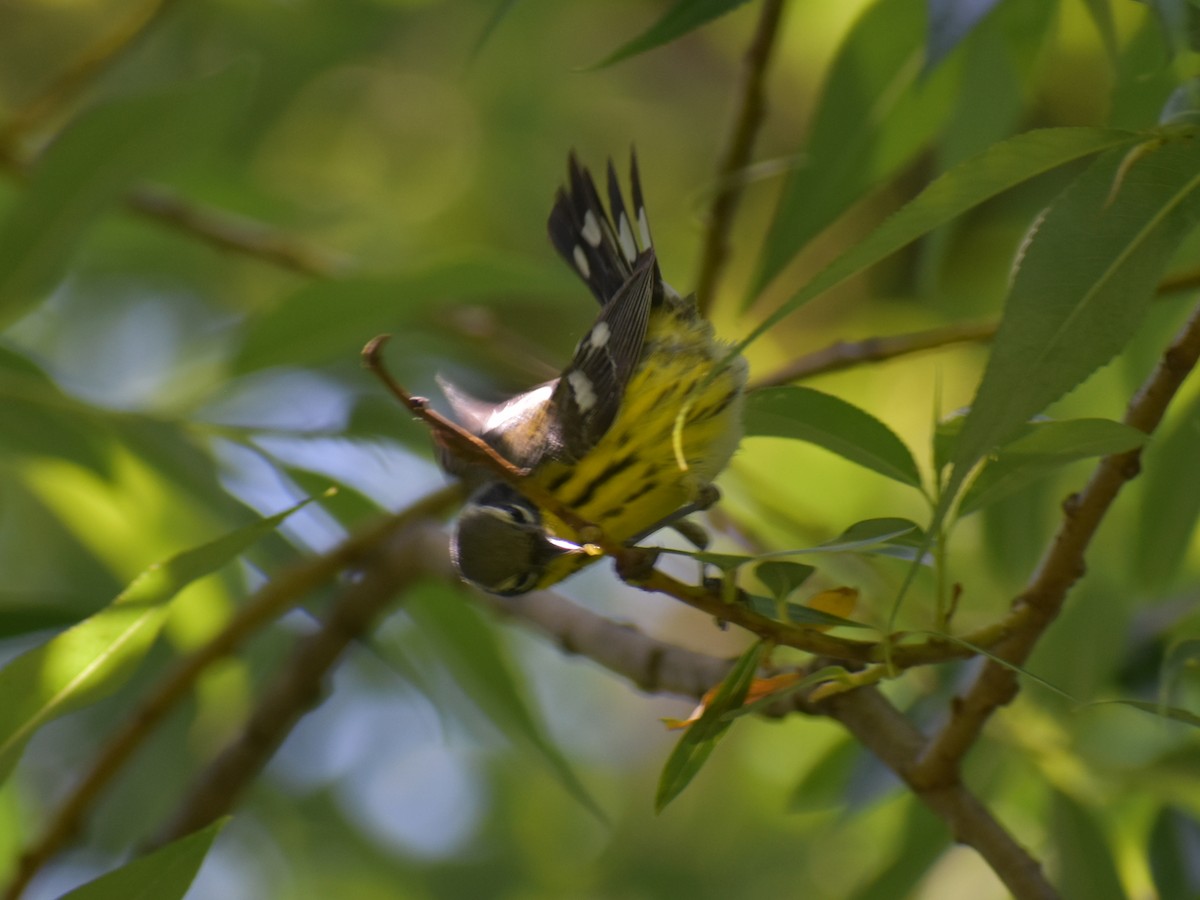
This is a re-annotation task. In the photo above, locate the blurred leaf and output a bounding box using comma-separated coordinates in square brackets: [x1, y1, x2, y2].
[232, 254, 573, 373]
[470, 0, 523, 62]
[0, 593, 90, 639]
[943, 135, 1200, 516]
[1161, 638, 1200, 708]
[752, 0, 956, 300]
[1149, 806, 1200, 900]
[0, 346, 112, 473]
[405, 581, 604, 822]
[926, 0, 1003, 72]
[851, 801, 951, 900]
[1086, 699, 1200, 729]
[1080, 0, 1118, 63]
[656, 640, 765, 812]
[1136, 391, 1200, 588]
[744, 387, 922, 487]
[740, 126, 1140, 353]
[788, 737, 860, 812]
[754, 560, 816, 600]
[0, 65, 251, 330]
[1050, 791, 1130, 900]
[58, 819, 226, 900]
[593, 0, 753, 68]
[959, 418, 1148, 516]
[0, 494, 315, 783]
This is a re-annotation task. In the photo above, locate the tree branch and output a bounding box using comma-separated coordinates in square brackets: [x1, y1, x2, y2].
[912, 298, 1200, 788]
[693, 0, 787, 315]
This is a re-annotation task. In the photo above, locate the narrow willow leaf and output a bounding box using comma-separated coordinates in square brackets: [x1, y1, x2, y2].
[1136, 391, 1200, 588]
[1149, 807, 1200, 900]
[926, 0, 1003, 71]
[944, 135, 1200, 510]
[959, 418, 1149, 516]
[1080, 0, 1119, 62]
[738, 127, 1140, 351]
[744, 387, 922, 487]
[805, 518, 919, 552]
[0, 66, 250, 329]
[1051, 792, 1131, 900]
[852, 802, 952, 900]
[405, 582, 604, 822]
[1085, 699, 1200, 729]
[656, 641, 765, 812]
[58, 819, 227, 900]
[0, 495, 315, 783]
[752, 0, 954, 301]
[470, 0, 523, 62]
[755, 560, 816, 601]
[592, 0, 753, 69]
[724, 665, 851, 722]
[743, 594, 868, 630]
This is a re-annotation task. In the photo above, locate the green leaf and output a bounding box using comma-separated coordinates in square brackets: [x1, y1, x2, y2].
[1050, 791, 1130, 900]
[754, 560, 816, 601]
[944, 135, 1200, 510]
[1149, 806, 1200, 900]
[802, 517, 919, 553]
[1136, 391, 1200, 588]
[592, 0, 753, 68]
[742, 593, 868, 630]
[0, 346, 112, 473]
[232, 254, 574, 373]
[738, 127, 1141, 351]
[0, 66, 251, 330]
[851, 801, 951, 900]
[958, 418, 1149, 516]
[656, 640, 765, 812]
[1085, 699, 1200, 729]
[926, 0, 1002, 72]
[0, 495, 315, 783]
[744, 386, 922, 487]
[752, 0, 957, 300]
[404, 581, 604, 822]
[58, 819, 227, 900]
[1080, 0, 1119, 63]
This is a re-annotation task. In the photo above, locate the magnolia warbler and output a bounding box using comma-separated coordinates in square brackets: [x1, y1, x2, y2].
[441, 151, 747, 595]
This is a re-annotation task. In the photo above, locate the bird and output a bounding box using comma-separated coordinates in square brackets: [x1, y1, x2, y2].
[439, 151, 748, 596]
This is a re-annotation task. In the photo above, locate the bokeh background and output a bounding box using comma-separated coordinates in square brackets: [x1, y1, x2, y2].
[1, 1, 1199, 898]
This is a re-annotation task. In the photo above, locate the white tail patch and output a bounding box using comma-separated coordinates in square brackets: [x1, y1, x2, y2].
[567, 370, 597, 411]
[617, 213, 638, 263]
[581, 211, 603, 247]
[637, 208, 652, 249]
[572, 245, 590, 279]
[588, 321, 610, 349]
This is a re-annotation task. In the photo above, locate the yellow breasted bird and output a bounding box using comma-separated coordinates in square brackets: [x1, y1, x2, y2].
[441, 151, 747, 595]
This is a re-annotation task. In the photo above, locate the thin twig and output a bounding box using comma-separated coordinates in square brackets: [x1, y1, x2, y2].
[3, 487, 460, 900]
[126, 185, 351, 278]
[151, 522, 445, 847]
[693, 0, 787, 315]
[912, 298, 1200, 788]
[749, 319, 998, 389]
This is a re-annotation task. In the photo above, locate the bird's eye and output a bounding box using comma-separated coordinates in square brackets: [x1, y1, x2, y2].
[497, 502, 537, 526]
